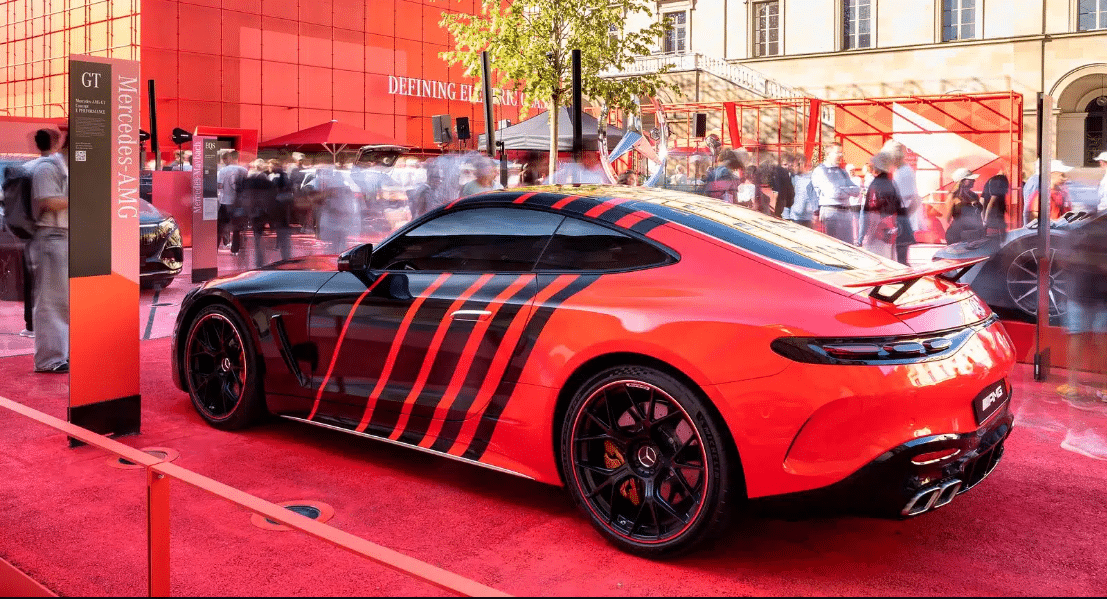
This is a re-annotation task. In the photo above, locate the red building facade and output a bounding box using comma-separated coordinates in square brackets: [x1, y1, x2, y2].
[2, 0, 526, 156]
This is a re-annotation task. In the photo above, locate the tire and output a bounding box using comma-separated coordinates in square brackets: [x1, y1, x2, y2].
[182, 304, 265, 430]
[1003, 244, 1067, 325]
[560, 366, 734, 557]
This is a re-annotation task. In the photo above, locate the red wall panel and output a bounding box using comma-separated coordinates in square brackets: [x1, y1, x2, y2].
[125, 0, 528, 152]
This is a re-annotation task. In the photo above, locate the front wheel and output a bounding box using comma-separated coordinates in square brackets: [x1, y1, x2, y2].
[560, 366, 735, 557]
[183, 304, 264, 430]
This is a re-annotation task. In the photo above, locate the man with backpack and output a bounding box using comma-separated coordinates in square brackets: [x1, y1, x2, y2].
[1, 161, 36, 339]
[25, 128, 69, 373]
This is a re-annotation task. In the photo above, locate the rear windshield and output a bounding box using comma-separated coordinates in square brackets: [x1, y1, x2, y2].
[641, 195, 888, 272]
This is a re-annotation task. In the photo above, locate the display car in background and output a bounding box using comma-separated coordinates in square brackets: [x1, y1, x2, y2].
[172, 187, 1016, 556]
[934, 209, 1104, 324]
[139, 198, 183, 289]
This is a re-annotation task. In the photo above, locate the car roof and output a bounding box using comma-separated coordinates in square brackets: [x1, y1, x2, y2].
[445, 185, 891, 273]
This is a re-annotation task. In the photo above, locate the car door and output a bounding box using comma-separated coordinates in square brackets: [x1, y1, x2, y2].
[307, 206, 564, 442]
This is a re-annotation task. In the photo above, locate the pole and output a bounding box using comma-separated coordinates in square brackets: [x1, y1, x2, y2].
[481, 51, 495, 157]
[571, 49, 583, 163]
[1034, 92, 1054, 382]
[148, 79, 161, 170]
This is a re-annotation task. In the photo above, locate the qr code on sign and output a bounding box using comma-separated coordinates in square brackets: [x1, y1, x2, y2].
[75, 150, 87, 162]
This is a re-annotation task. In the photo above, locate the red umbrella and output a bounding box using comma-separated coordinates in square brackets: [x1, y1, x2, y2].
[258, 120, 407, 162]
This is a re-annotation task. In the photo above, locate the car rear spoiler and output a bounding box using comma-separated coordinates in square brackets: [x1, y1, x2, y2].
[841, 256, 990, 303]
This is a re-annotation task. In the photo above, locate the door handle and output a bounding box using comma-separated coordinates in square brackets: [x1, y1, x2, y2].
[451, 309, 492, 322]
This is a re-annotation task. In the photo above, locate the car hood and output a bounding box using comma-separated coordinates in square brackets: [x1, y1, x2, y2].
[259, 254, 340, 271]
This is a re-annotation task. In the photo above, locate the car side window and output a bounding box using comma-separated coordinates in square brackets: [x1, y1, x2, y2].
[535, 217, 672, 272]
[370, 207, 564, 272]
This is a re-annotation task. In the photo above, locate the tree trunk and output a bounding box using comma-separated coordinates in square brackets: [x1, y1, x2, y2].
[548, 99, 559, 181]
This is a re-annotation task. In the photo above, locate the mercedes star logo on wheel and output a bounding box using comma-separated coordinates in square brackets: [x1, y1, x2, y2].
[637, 445, 659, 469]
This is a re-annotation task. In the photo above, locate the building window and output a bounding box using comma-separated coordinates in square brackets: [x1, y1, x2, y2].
[941, 0, 977, 41]
[1085, 96, 1107, 166]
[662, 11, 687, 54]
[754, 1, 781, 57]
[844, 0, 873, 49]
[1078, 0, 1107, 31]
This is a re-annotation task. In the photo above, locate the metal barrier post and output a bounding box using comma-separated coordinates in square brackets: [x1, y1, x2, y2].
[147, 468, 171, 597]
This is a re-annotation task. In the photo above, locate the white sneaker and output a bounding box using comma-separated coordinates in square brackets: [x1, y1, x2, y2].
[19, 329, 34, 338]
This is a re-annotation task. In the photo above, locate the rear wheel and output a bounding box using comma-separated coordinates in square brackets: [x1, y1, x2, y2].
[1005, 246, 1067, 323]
[561, 366, 734, 557]
[184, 304, 264, 429]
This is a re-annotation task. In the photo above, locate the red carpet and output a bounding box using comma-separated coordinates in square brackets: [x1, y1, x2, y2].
[1, 338, 1105, 595]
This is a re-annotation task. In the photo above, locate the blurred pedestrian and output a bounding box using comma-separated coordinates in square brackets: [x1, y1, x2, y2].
[765, 155, 795, 218]
[881, 140, 919, 264]
[1028, 160, 1073, 221]
[1095, 151, 1107, 213]
[265, 159, 294, 262]
[812, 142, 860, 244]
[217, 149, 247, 251]
[617, 170, 640, 186]
[241, 159, 275, 267]
[982, 170, 1010, 239]
[25, 128, 69, 373]
[1056, 213, 1107, 403]
[857, 152, 903, 259]
[461, 158, 500, 196]
[785, 156, 816, 228]
[314, 166, 359, 254]
[703, 149, 743, 203]
[945, 168, 985, 244]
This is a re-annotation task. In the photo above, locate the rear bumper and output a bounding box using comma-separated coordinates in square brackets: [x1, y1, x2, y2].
[773, 401, 1014, 517]
[843, 400, 1013, 516]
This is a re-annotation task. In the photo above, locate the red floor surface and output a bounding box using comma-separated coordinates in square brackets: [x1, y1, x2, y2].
[1, 338, 1105, 596]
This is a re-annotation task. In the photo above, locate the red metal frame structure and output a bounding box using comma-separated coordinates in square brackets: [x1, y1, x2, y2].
[0, 394, 509, 598]
[627, 92, 1023, 227]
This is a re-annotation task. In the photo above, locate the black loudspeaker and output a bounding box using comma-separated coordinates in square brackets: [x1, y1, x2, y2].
[432, 114, 452, 144]
[456, 117, 471, 140]
[694, 113, 707, 138]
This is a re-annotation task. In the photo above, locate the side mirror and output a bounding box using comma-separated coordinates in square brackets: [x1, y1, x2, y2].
[337, 243, 373, 272]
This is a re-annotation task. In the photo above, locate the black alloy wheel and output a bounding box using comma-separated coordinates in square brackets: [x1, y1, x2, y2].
[184, 305, 264, 430]
[1005, 246, 1067, 321]
[561, 366, 734, 556]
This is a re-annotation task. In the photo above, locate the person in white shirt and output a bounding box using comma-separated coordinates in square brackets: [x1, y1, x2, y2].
[811, 143, 860, 244]
[1096, 151, 1107, 214]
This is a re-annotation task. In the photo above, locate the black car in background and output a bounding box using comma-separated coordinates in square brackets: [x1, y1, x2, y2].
[139, 198, 183, 289]
[934, 209, 1104, 324]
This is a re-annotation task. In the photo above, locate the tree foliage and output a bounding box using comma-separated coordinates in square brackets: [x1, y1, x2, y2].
[437, 0, 676, 175]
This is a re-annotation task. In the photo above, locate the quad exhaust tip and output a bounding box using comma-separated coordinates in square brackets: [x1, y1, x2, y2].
[901, 479, 963, 517]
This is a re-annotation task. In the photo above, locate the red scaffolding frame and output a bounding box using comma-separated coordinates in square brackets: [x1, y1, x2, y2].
[622, 91, 1024, 227]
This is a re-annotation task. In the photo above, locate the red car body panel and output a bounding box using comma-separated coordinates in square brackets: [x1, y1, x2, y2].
[174, 185, 1016, 509]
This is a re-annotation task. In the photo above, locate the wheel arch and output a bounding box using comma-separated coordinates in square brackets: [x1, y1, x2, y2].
[176, 291, 268, 404]
[551, 351, 747, 499]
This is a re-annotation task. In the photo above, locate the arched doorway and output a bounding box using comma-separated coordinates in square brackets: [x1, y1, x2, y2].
[1086, 95, 1107, 166]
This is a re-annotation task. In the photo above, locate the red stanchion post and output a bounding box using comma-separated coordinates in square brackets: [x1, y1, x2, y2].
[147, 468, 171, 597]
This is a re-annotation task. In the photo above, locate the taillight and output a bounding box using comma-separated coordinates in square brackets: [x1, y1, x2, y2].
[769, 317, 995, 365]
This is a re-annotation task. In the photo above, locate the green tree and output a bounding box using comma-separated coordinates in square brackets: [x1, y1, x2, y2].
[438, 0, 674, 178]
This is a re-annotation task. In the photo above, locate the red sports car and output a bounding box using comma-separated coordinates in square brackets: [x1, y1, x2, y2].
[172, 186, 1015, 556]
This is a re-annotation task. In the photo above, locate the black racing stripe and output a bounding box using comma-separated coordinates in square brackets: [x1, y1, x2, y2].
[395, 274, 521, 446]
[556, 197, 603, 216]
[629, 216, 665, 235]
[363, 273, 481, 436]
[461, 274, 600, 461]
[593, 203, 639, 225]
[518, 192, 572, 210]
[426, 276, 551, 453]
